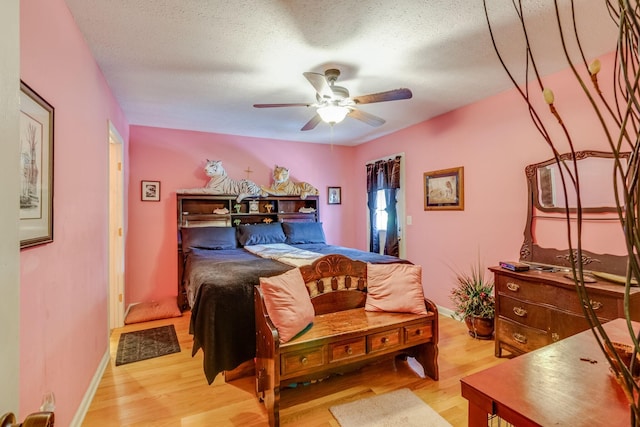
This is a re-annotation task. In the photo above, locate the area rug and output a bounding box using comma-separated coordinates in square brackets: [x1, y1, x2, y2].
[329, 388, 452, 427]
[115, 325, 181, 366]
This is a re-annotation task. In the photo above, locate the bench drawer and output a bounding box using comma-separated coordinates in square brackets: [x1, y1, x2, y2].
[404, 323, 432, 345]
[329, 337, 366, 362]
[281, 346, 325, 376]
[367, 328, 401, 353]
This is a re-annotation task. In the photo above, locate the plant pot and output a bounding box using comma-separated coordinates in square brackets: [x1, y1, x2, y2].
[465, 316, 494, 340]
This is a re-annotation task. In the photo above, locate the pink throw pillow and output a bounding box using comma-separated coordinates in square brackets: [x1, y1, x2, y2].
[124, 296, 182, 325]
[260, 268, 315, 343]
[365, 263, 428, 315]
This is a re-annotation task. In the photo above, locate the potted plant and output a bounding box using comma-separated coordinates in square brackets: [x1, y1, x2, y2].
[450, 262, 495, 339]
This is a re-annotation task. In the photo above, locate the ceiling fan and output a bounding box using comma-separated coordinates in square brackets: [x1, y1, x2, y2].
[253, 69, 413, 131]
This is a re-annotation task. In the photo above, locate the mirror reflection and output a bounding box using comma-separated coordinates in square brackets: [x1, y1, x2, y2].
[533, 152, 627, 213]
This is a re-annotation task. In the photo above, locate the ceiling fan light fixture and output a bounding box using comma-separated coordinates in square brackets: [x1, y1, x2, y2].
[317, 105, 349, 124]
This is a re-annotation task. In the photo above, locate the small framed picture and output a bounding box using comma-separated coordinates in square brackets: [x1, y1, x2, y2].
[141, 180, 161, 201]
[424, 167, 464, 211]
[328, 186, 341, 205]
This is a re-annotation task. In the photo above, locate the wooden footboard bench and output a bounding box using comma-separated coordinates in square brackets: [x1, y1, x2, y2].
[254, 254, 439, 427]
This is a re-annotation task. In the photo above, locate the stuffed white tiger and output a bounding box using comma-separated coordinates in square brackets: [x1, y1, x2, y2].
[261, 165, 319, 200]
[177, 160, 266, 202]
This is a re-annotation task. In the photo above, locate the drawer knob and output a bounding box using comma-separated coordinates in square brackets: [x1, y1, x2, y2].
[589, 300, 603, 310]
[345, 346, 353, 355]
[381, 337, 389, 345]
[507, 282, 520, 292]
[513, 332, 527, 344]
[300, 357, 308, 365]
[513, 306, 527, 317]
[552, 332, 560, 342]
[415, 329, 423, 336]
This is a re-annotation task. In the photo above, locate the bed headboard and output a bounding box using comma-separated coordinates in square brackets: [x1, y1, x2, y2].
[176, 194, 320, 310]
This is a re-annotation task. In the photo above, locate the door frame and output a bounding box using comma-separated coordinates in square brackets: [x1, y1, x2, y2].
[365, 152, 406, 259]
[108, 122, 125, 329]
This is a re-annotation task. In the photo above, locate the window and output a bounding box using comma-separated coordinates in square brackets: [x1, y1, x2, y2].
[376, 189, 387, 231]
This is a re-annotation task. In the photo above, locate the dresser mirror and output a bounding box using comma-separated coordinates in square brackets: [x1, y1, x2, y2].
[521, 150, 629, 275]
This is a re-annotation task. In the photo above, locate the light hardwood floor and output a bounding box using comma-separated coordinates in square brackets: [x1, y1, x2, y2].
[83, 312, 506, 426]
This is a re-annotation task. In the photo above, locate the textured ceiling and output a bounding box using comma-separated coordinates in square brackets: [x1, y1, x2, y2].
[63, 0, 618, 146]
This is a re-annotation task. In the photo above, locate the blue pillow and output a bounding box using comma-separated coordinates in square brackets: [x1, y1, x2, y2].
[237, 223, 286, 246]
[282, 222, 326, 244]
[181, 226, 238, 251]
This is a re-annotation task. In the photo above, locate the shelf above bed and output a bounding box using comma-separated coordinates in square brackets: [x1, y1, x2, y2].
[177, 194, 319, 228]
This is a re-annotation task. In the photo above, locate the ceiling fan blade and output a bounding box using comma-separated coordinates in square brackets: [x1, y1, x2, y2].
[301, 113, 322, 131]
[253, 103, 311, 108]
[303, 72, 334, 100]
[352, 88, 412, 105]
[348, 108, 386, 127]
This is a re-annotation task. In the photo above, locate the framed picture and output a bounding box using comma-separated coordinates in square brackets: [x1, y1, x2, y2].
[424, 166, 464, 211]
[141, 180, 161, 201]
[328, 186, 341, 205]
[20, 81, 54, 249]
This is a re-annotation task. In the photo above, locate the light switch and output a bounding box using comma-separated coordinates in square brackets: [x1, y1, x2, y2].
[406, 215, 412, 225]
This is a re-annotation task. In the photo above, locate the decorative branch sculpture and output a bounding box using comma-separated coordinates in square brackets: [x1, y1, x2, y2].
[484, 1, 640, 423]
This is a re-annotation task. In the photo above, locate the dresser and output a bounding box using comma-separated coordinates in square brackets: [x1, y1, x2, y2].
[491, 266, 640, 357]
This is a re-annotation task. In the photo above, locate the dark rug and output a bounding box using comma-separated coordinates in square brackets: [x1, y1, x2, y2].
[115, 325, 181, 366]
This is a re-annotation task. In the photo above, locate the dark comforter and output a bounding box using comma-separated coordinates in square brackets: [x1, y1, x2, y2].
[185, 243, 405, 384]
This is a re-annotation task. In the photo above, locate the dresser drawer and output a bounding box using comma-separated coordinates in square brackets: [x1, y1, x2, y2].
[548, 309, 594, 341]
[496, 276, 620, 318]
[329, 337, 366, 362]
[281, 346, 325, 376]
[367, 328, 401, 353]
[404, 322, 433, 345]
[496, 317, 548, 354]
[498, 295, 547, 330]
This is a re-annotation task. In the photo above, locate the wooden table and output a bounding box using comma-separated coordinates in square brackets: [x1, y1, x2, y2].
[460, 318, 636, 426]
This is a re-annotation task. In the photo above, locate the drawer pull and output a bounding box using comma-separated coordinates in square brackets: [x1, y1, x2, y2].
[513, 306, 527, 317]
[380, 337, 389, 345]
[300, 357, 308, 365]
[345, 346, 353, 355]
[512, 332, 527, 344]
[507, 282, 520, 292]
[589, 300, 603, 310]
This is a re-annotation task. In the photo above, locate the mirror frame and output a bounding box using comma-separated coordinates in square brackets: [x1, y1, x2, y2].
[520, 150, 628, 275]
[530, 150, 628, 213]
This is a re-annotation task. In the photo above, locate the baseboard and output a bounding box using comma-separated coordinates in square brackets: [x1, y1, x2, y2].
[436, 305, 459, 320]
[69, 349, 110, 427]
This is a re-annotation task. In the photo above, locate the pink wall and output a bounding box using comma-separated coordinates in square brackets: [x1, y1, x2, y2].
[127, 127, 354, 303]
[16, 0, 620, 423]
[353, 52, 620, 309]
[20, 0, 129, 424]
[127, 52, 620, 312]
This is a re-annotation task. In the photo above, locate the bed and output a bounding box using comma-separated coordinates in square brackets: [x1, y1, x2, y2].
[181, 221, 409, 384]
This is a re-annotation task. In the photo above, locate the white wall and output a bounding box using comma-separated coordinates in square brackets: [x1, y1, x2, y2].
[0, 0, 22, 415]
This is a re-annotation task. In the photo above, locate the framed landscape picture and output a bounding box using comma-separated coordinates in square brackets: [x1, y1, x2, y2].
[424, 166, 464, 211]
[20, 81, 54, 249]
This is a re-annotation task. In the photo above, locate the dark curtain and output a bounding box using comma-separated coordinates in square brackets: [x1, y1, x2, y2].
[366, 156, 401, 256]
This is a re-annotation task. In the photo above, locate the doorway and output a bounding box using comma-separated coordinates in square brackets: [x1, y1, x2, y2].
[365, 153, 406, 259]
[108, 122, 125, 329]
